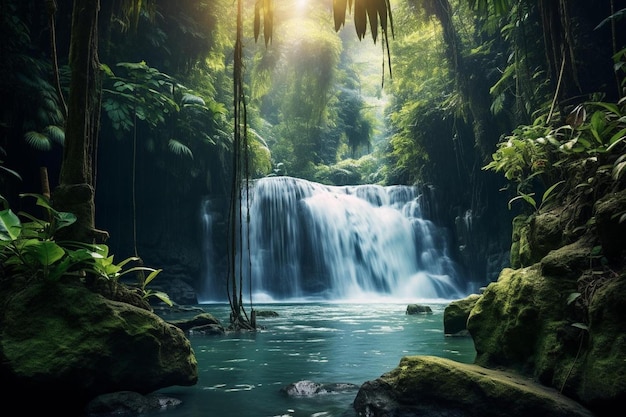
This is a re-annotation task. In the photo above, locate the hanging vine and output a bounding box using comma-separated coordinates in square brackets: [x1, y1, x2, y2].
[225, 0, 396, 331]
[227, 0, 255, 331]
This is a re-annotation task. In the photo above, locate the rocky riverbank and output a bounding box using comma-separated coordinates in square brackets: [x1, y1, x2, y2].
[353, 190, 626, 416]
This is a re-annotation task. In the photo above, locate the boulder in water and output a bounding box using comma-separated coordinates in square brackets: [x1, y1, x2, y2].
[443, 294, 480, 336]
[281, 380, 359, 397]
[405, 304, 432, 314]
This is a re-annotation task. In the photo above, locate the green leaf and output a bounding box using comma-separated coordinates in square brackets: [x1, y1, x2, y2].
[115, 256, 141, 269]
[566, 292, 581, 305]
[591, 245, 603, 256]
[143, 268, 162, 287]
[606, 128, 626, 151]
[100, 63, 115, 77]
[24, 240, 65, 266]
[541, 180, 565, 206]
[508, 193, 536, 210]
[19, 193, 55, 211]
[0, 209, 21, 241]
[44, 125, 65, 145]
[0, 165, 22, 181]
[144, 290, 173, 306]
[588, 101, 621, 116]
[54, 211, 77, 231]
[520, 193, 537, 209]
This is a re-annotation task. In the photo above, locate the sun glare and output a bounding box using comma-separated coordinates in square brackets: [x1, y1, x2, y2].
[296, 0, 309, 8]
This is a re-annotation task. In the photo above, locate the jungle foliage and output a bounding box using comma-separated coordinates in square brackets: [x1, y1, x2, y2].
[1, 0, 625, 308]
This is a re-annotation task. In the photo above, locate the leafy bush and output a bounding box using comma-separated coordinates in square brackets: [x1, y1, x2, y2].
[484, 98, 626, 212]
[0, 193, 172, 306]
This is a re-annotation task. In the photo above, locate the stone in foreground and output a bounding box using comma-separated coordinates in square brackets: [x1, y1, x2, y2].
[353, 355, 594, 417]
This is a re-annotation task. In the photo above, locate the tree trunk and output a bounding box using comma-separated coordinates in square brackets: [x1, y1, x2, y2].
[52, 0, 104, 243]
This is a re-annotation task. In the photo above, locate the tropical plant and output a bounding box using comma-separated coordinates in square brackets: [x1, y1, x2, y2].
[484, 98, 626, 213]
[0, 193, 172, 305]
[0, 146, 22, 182]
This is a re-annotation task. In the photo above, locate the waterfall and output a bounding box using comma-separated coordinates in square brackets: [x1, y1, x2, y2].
[200, 176, 465, 302]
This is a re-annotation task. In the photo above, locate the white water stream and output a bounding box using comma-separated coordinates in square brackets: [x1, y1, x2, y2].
[200, 176, 466, 303]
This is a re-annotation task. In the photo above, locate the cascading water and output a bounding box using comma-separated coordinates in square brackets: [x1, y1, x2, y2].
[200, 176, 466, 302]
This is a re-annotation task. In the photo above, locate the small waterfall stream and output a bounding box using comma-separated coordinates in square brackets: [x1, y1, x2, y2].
[200, 176, 465, 302]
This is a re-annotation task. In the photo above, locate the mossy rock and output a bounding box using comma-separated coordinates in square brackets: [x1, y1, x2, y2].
[594, 189, 626, 260]
[573, 275, 626, 413]
[0, 281, 198, 414]
[467, 266, 578, 374]
[168, 312, 223, 331]
[353, 355, 594, 417]
[529, 210, 566, 260]
[540, 239, 592, 278]
[443, 294, 480, 335]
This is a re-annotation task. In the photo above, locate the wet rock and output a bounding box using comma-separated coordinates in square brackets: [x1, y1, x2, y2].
[353, 356, 595, 417]
[85, 391, 182, 416]
[256, 310, 279, 317]
[168, 312, 224, 333]
[405, 304, 432, 315]
[281, 380, 360, 397]
[443, 294, 480, 336]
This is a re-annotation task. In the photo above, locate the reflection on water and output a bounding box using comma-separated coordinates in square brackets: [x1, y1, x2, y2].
[153, 302, 476, 417]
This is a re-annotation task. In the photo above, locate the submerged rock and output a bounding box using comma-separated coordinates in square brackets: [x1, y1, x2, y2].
[281, 380, 360, 397]
[85, 391, 182, 416]
[168, 312, 225, 334]
[256, 310, 279, 317]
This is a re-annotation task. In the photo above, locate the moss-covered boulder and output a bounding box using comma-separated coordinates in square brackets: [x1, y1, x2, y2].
[467, 262, 626, 415]
[511, 208, 572, 269]
[574, 274, 626, 415]
[443, 294, 480, 335]
[353, 355, 594, 417]
[510, 214, 531, 268]
[168, 312, 224, 332]
[0, 281, 198, 415]
[594, 189, 626, 261]
[467, 266, 579, 373]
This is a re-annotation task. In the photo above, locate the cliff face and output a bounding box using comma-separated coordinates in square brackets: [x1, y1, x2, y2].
[468, 189, 626, 415]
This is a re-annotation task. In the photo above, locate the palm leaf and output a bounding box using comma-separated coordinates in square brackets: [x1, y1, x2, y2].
[0, 165, 22, 181]
[333, 0, 348, 31]
[44, 125, 65, 145]
[168, 139, 194, 159]
[24, 131, 52, 151]
[354, 0, 367, 40]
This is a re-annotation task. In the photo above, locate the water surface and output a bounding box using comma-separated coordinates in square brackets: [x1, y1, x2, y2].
[153, 302, 476, 417]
